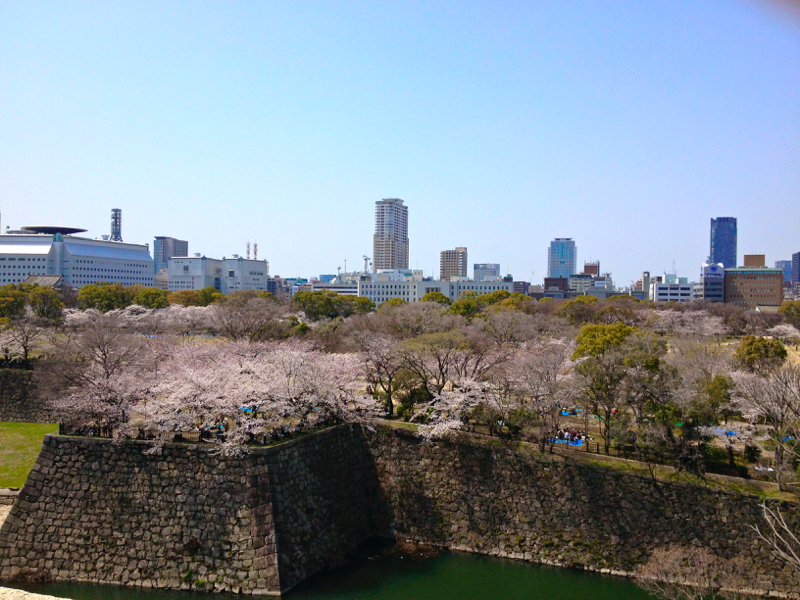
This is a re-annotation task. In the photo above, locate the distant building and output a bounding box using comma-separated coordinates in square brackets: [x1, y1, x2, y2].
[651, 281, 694, 303]
[373, 198, 409, 270]
[544, 277, 569, 292]
[547, 238, 576, 278]
[167, 255, 269, 294]
[440, 247, 468, 280]
[513, 281, 530, 295]
[710, 217, 737, 269]
[694, 264, 725, 303]
[154, 236, 189, 273]
[792, 252, 800, 284]
[473, 263, 501, 281]
[583, 262, 600, 276]
[743, 254, 765, 268]
[21, 274, 70, 291]
[318, 274, 337, 284]
[0, 228, 153, 288]
[724, 267, 783, 309]
[358, 279, 513, 307]
[569, 273, 594, 293]
[774, 260, 792, 282]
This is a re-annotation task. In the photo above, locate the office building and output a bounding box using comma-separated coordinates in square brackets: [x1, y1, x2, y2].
[373, 198, 409, 270]
[474, 263, 501, 281]
[0, 227, 153, 288]
[710, 217, 737, 269]
[569, 273, 594, 293]
[651, 281, 694, 303]
[547, 238, 576, 278]
[743, 255, 765, 268]
[358, 279, 513, 307]
[440, 247, 468, 280]
[724, 267, 783, 309]
[167, 255, 269, 294]
[154, 236, 189, 273]
[544, 277, 569, 292]
[793, 252, 800, 284]
[694, 264, 725, 303]
[775, 260, 792, 283]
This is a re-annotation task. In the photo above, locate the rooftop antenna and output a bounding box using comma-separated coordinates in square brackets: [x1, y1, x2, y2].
[253, 243, 258, 261]
[246, 241, 251, 260]
[110, 208, 122, 241]
[337, 266, 341, 276]
[344, 259, 347, 273]
[363, 255, 370, 274]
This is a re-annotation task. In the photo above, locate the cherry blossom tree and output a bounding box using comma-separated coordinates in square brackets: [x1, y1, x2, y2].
[731, 366, 800, 490]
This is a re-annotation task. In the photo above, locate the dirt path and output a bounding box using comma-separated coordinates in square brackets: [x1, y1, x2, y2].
[0, 589, 70, 599]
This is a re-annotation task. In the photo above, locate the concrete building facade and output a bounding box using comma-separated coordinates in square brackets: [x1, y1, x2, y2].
[440, 247, 468, 280]
[547, 238, 576, 278]
[0, 230, 153, 288]
[167, 255, 269, 294]
[358, 279, 513, 307]
[373, 198, 409, 271]
[724, 267, 784, 309]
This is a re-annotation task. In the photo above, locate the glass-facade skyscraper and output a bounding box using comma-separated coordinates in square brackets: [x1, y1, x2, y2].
[547, 238, 577, 278]
[709, 217, 737, 269]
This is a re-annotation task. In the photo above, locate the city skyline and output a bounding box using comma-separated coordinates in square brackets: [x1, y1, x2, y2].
[1, 2, 798, 285]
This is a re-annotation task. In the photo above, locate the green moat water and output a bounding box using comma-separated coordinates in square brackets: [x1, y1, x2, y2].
[11, 550, 654, 600]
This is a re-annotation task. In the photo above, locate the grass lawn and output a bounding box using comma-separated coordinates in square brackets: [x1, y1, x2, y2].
[0, 422, 58, 488]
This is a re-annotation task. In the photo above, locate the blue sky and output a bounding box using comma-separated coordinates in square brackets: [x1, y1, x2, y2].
[1, 1, 798, 285]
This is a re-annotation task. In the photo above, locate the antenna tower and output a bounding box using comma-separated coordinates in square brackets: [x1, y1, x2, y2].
[254, 243, 258, 260]
[110, 208, 122, 241]
[363, 255, 370, 274]
[246, 241, 251, 260]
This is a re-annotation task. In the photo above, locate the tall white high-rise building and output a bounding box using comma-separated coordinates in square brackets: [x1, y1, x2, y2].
[547, 238, 577, 278]
[373, 198, 409, 271]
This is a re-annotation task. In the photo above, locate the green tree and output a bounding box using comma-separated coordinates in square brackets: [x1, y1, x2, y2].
[778, 299, 800, 328]
[26, 285, 64, 321]
[379, 297, 407, 311]
[168, 290, 200, 306]
[420, 291, 452, 306]
[134, 287, 170, 309]
[734, 335, 787, 374]
[0, 285, 26, 319]
[573, 322, 637, 359]
[77, 282, 136, 312]
[559, 295, 598, 325]
[257, 290, 277, 301]
[334, 294, 375, 318]
[197, 286, 224, 306]
[448, 296, 481, 319]
[293, 290, 336, 320]
[476, 289, 511, 306]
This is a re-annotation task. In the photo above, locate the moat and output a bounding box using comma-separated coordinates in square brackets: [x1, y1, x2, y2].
[9, 548, 654, 599]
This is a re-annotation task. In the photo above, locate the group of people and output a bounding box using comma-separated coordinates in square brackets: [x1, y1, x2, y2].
[554, 429, 591, 445]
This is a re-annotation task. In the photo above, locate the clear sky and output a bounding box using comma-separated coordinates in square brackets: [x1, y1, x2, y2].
[1, 1, 798, 286]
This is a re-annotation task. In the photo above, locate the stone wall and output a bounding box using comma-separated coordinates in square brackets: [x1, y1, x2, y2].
[365, 427, 800, 597]
[0, 370, 57, 424]
[0, 425, 379, 595]
[1, 425, 798, 597]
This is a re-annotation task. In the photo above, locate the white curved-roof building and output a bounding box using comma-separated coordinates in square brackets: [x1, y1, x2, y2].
[0, 231, 154, 288]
